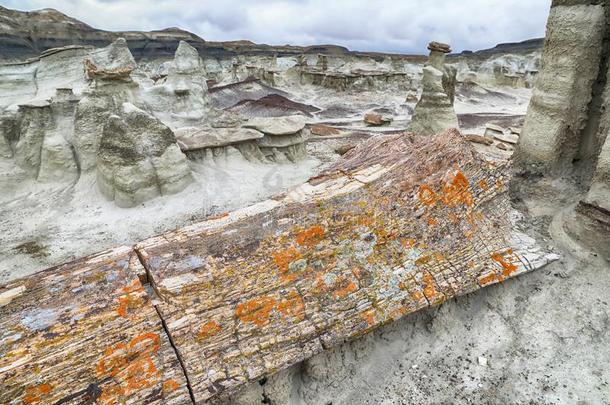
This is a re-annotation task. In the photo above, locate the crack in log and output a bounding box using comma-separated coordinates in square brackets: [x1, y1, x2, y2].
[135, 247, 198, 405]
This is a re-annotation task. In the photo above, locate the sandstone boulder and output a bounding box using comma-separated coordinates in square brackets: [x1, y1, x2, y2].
[97, 103, 192, 207]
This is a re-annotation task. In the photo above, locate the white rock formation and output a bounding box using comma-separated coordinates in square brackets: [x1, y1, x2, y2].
[96, 103, 192, 208]
[408, 66, 459, 136]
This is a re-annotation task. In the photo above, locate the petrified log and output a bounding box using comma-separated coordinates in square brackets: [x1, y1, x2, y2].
[135, 129, 555, 401]
[0, 130, 556, 404]
[0, 246, 191, 404]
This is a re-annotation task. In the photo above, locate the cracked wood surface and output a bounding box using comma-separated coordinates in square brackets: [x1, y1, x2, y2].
[0, 130, 556, 404]
[0, 246, 191, 404]
[135, 129, 555, 402]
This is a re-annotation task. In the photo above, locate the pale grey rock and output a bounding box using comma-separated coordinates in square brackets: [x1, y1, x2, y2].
[174, 126, 264, 150]
[485, 123, 506, 139]
[243, 115, 306, 135]
[256, 131, 307, 148]
[96, 103, 192, 208]
[14, 102, 52, 176]
[494, 132, 519, 145]
[516, 4, 605, 173]
[37, 129, 78, 183]
[408, 66, 459, 136]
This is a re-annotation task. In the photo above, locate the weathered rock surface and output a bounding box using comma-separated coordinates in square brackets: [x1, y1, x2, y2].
[96, 103, 192, 207]
[244, 115, 306, 135]
[0, 246, 191, 404]
[512, 0, 610, 260]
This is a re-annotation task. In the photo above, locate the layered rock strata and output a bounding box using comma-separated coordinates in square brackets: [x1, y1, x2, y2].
[0, 130, 557, 404]
[512, 0, 610, 260]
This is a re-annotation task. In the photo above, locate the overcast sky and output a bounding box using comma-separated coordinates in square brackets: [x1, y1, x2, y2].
[1, 0, 551, 54]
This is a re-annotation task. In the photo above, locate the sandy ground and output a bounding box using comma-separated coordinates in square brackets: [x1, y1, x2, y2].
[0, 152, 324, 283]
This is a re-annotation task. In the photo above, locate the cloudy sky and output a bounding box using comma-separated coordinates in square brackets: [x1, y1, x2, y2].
[1, 0, 551, 54]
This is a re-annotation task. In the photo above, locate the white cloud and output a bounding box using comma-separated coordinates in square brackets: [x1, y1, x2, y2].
[1, 0, 551, 53]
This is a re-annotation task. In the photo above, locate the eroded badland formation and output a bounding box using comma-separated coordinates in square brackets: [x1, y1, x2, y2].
[0, 2, 608, 404]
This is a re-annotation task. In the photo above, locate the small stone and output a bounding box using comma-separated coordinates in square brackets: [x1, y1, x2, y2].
[310, 124, 341, 136]
[334, 144, 356, 156]
[478, 356, 488, 366]
[496, 142, 510, 151]
[364, 113, 392, 126]
[484, 123, 505, 139]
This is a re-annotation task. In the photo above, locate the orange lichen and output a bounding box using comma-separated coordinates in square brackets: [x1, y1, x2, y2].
[427, 216, 438, 226]
[332, 278, 358, 299]
[479, 179, 489, 190]
[272, 247, 302, 273]
[478, 272, 500, 286]
[197, 320, 222, 341]
[442, 170, 474, 207]
[163, 379, 180, 393]
[23, 383, 53, 404]
[491, 251, 518, 277]
[295, 225, 326, 247]
[277, 291, 305, 319]
[422, 273, 439, 301]
[362, 309, 375, 326]
[495, 179, 504, 190]
[236, 296, 277, 327]
[417, 185, 438, 207]
[96, 332, 162, 403]
[116, 280, 145, 319]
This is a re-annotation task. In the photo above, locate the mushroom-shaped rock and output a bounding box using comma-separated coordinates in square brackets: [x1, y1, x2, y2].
[96, 103, 192, 207]
[408, 66, 459, 136]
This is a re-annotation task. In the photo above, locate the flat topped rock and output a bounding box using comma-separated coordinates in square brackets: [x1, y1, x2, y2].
[494, 132, 520, 145]
[175, 126, 264, 150]
[485, 123, 506, 133]
[0, 246, 190, 404]
[243, 115, 306, 135]
[428, 41, 452, 53]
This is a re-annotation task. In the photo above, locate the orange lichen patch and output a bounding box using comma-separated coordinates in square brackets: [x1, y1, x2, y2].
[277, 291, 305, 320]
[479, 179, 489, 190]
[236, 296, 277, 327]
[163, 379, 180, 393]
[495, 179, 504, 190]
[332, 278, 358, 299]
[295, 225, 326, 247]
[96, 332, 162, 403]
[478, 272, 501, 286]
[361, 309, 375, 326]
[23, 383, 53, 404]
[491, 251, 518, 277]
[442, 170, 474, 207]
[427, 216, 438, 226]
[197, 320, 222, 341]
[417, 185, 438, 207]
[272, 247, 302, 273]
[116, 280, 145, 319]
[422, 273, 439, 301]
